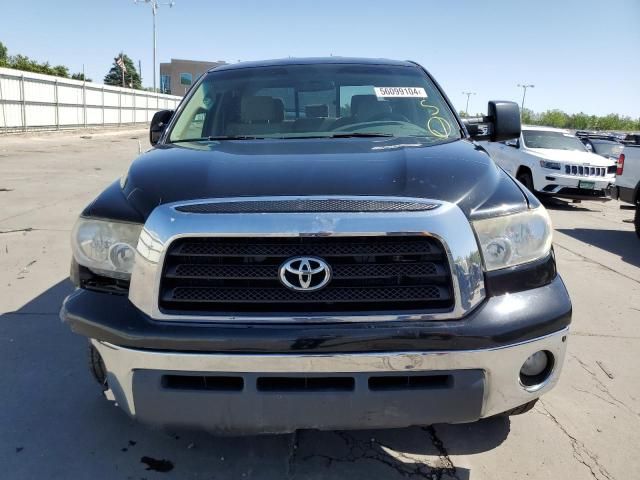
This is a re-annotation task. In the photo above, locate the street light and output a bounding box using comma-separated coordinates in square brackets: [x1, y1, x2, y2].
[517, 84, 535, 112]
[462, 91, 476, 116]
[134, 0, 175, 93]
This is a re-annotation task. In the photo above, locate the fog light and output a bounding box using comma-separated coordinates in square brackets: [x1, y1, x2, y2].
[520, 350, 554, 388]
[521, 351, 548, 376]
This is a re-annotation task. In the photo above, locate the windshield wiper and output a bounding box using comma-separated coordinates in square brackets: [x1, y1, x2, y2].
[329, 132, 394, 138]
[170, 135, 266, 143]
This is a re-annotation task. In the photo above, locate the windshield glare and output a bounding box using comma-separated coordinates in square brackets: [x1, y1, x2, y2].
[168, 64, 461, 143]
[523, 130, 587, 151]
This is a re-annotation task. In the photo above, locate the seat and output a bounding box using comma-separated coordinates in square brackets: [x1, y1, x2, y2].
[332, 94, 391, 129]
[351, 95, 391, 121]
[226, 96, 286, 136]
[293, 104, 331, 132]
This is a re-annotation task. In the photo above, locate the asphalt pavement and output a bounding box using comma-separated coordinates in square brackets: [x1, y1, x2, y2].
[1, 128, 638, 480]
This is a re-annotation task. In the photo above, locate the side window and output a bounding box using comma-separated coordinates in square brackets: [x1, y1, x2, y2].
[169, 86, 206, 141]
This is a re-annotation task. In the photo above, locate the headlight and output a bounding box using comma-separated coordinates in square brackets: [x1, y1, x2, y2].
[473, 207, 553, 271]
[71, 218, 143, 280]
[539, 160, 561, 170]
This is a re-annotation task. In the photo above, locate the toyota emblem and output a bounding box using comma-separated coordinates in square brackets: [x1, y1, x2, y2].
[279, 256, 332, 292]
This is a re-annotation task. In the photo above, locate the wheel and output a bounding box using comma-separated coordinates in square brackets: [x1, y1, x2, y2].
[634, 205, 640, 240]
[88, 343, 108, 390]
[516, 170, 534, 193]
[496, 399, 538, 417]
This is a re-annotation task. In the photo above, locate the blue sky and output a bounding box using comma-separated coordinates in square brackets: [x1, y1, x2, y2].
[3, 0, 639, 117]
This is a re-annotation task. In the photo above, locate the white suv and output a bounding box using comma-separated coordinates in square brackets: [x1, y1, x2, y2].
[483, 126, 616, 201]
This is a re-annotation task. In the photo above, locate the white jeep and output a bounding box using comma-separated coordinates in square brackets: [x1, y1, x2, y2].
[483, 125, 616, 201]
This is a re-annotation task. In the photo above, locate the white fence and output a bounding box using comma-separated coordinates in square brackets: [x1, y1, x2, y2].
[0, 67, 183, 132]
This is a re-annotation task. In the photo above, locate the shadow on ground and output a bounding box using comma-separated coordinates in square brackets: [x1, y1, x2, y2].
[0, 280, 512, 479]
[556, 228, 640, 268]
[540, 197, 595, 212]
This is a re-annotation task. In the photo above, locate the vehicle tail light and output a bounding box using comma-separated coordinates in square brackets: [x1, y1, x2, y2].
[616, 153, 625, 176]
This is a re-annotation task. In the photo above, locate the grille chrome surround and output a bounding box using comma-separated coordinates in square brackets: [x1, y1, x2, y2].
[129, 196, 486, 323]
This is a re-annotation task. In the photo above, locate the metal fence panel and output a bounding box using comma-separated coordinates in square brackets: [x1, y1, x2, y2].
[0, 67, 182, 132]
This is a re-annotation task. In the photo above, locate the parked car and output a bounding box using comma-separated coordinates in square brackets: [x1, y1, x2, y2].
[576, 133, 625, 162]
[60, 58, 571, 434]
[615, 145, 640, 237]
[483, 126, 616, 201]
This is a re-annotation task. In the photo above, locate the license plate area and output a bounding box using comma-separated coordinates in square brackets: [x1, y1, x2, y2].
[579, 180, 595, 190]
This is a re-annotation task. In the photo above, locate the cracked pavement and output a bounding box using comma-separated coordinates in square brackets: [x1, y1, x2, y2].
[1, 128, 639, 479]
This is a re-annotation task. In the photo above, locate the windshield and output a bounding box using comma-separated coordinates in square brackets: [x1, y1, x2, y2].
[591, 141, 623, 157]
[522, 130, 587, 151]
[168, 63, 461, 144]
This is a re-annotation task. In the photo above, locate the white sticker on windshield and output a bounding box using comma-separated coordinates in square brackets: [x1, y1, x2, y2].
[374, 87, 428, 98]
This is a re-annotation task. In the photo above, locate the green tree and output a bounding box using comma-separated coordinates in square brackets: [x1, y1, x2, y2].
[0, 41, 8, 67]
[520, 108, 536, 125]
[538, 109, 570, 128]
[71, 72, 92, 82]
[104, 53, 141, 89]
[51, 65, 69, 78]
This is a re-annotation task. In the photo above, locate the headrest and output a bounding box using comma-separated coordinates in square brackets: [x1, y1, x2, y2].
[351, 94, 391, 119]
[305, 104, 329, 118]
[240, 96, 284, 123]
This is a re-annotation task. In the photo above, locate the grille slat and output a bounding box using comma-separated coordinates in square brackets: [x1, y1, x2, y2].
[171, 241, 442, 258]
[164, 285, 449, 304]
[166, 262, 442, 281]
[160, 236, 453, 314]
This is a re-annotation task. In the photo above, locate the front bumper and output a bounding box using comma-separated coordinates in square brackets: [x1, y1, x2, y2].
[534, 171, 615, 200]
[94, 327, 568, 434]
[62, 274, 571, 434]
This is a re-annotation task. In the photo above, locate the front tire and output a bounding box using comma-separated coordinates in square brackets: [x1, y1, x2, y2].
[634, 204, 640, 239]
[88, 343, 108, 390]
[516, 169, 535, 193]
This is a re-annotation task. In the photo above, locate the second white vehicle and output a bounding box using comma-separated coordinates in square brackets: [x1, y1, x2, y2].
[483, 126, 616, 201]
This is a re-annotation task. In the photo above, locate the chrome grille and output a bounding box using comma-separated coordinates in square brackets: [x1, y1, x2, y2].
[159, 236, 454, 314]
[564, 165, 606, 177]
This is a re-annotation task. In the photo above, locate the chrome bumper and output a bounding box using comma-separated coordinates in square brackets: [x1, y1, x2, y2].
[94, 327, 568, 431]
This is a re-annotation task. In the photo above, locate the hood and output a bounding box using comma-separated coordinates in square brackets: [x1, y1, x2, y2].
[527, 148, 615, 167]
[92, 137, 528, 222]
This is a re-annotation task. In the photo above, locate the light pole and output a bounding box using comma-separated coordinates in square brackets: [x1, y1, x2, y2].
[134, 0, 175, 93]
[517, 84, 534, 112]
[462, 91, 476, 116]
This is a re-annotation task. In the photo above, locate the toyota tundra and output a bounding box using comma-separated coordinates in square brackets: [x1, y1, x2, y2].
[60, 58, 572, 434]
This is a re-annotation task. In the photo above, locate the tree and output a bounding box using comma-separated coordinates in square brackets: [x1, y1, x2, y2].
[0, 41, 7, 67]
[71, 72, 92, 82]
[104, 53, 141, 89]
[51, 65, 69, 78]
[520, 108, 536, 125]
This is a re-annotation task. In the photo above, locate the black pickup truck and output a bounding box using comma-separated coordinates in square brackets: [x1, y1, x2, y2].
[61, 58, 571, 434]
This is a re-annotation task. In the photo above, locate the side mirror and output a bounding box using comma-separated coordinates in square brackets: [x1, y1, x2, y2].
[150, 110, 173, 145]
[463, 101, 521, 142]
[505, 138, 519, 148]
